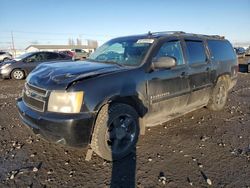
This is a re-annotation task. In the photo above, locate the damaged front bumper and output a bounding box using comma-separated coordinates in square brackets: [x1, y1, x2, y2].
[16, 98, 95, 148]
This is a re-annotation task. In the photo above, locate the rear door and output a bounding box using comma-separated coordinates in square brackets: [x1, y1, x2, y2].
[42, 52, 60, 63]
[184, 39, 213, 107]
[146, 39, 190, 126]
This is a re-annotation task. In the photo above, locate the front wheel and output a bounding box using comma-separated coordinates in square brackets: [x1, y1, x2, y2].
[91, 103, 139, 161]
[207, 79, 229, 111]
[11, 69, 25, 80]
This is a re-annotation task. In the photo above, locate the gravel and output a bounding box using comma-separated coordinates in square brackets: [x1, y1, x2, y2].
[0, 57, 250, 187]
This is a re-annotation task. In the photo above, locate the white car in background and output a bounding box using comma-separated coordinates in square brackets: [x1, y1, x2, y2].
[245, 47, 250, 56]
[0, 52, 12, 62]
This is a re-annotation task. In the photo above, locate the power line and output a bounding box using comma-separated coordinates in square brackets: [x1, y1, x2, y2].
[0, 30, 113, 49]
[0, 30, 118, 38]
[0, 37, 109, 41]
[11, 31, 16, 56]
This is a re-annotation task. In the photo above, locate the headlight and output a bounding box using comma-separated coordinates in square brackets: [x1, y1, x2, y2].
[0, 63, 11, 69]
[48, 91, 84, 113]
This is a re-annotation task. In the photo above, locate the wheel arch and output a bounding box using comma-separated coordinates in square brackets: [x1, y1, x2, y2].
[94, 94, 148, 118]
[3, 57, 10, 61]
[215, 73, 231, 88]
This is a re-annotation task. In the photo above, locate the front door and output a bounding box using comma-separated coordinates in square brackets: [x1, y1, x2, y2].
[23, 53, 46, 74]
[146, 40, 190, 126]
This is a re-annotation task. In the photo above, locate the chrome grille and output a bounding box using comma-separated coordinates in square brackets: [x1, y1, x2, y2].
[23, 83, 47, 112]
[26, 83, 47, 96]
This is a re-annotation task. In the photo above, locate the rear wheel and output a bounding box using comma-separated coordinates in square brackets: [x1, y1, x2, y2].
[91, 103, 139, 161]
[207, 78, 229, 111]
[11, 69, 25, 80]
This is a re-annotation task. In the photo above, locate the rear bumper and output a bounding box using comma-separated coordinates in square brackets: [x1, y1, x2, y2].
[17, 98, 95, 148]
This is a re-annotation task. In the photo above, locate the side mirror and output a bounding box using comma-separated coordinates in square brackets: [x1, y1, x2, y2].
[152, 56, 177, 69]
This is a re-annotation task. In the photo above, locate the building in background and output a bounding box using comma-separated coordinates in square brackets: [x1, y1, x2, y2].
[26, 43, 98, 53]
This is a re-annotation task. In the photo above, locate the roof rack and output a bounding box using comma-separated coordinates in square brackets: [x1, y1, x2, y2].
[150, 31, 186, 35]
[147, 31, 225, 39]
[185, 33, 225, 39]
[207, 35, 225, 39]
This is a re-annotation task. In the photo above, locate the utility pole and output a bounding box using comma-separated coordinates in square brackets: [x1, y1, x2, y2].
[11, 31, 16, 57]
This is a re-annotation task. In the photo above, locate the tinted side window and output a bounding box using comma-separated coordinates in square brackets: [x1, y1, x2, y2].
[154, 41, 184, 65]
[25, 53, 45, 62]
[185, 41, 206, 64]
[75, 49, 81, 53]
[59, 53, 68, 59]
[207, 40, 236, 61]
[46, 53, 59, 60]
[0, 52, 5, 55]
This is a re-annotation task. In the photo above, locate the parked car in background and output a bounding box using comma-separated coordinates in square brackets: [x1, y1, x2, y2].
[245, 47, 250, 56]
[59, 50, 75, 58]
[0, 51, 72, 80]
[0, 51, 13, 62]
[17, 31, 238, 161]
[234, 47, 246, 58]
[71, 49, 89, 60]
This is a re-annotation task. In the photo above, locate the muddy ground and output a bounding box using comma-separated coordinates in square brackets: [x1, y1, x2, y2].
[0, 57, 250, 188]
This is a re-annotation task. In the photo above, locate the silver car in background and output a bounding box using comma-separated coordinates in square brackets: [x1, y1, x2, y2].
[245, 47, 250, 56]
[0, 52, 13, 62]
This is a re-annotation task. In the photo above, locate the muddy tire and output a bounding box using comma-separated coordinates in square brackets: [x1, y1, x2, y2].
[91, 103, 139, 161]
[207, 78, 229, 111]
[11, 69, 25, 80]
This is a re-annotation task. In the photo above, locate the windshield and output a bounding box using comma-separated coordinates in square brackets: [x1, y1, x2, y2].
[14, 52, 34, 61]
[88, 38, 154, 66]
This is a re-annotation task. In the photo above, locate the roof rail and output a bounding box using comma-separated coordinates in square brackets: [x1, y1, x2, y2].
[150, 31, 186, 35]
[208, 35, 225, 39]
[185, 33, 225, 39]
[148, 31, 225, 39]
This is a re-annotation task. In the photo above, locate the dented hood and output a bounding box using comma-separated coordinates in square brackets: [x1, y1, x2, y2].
[26, 60, 124, 90]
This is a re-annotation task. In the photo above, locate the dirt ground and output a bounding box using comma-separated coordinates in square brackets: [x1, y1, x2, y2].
[0, 57, 250, 188]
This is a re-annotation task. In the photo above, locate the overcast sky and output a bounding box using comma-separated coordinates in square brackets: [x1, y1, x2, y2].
[0, 0, 250, 49]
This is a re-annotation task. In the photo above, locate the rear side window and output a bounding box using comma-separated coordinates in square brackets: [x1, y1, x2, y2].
[74, 49, 81, 53]
[207, 40, 236, 61]
[59, 53, 67, 59]
[185, 41, 207, 64]
[46, 53, 59, 60]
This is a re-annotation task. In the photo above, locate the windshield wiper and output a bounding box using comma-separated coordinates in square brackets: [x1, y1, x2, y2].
[87, 59, 125, 67]
[101, 60, 125, 67]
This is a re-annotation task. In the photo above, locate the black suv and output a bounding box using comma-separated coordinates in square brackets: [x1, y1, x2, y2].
[17, 31, 238, 161]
